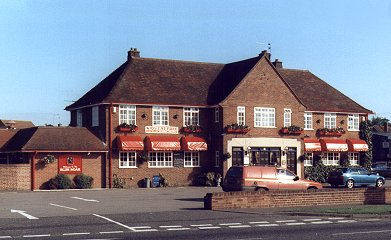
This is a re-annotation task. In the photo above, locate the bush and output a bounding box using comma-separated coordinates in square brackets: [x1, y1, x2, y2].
[46, 174, 73, 189]
[74, 174, 94, 189]
[304, 161, 338, 183]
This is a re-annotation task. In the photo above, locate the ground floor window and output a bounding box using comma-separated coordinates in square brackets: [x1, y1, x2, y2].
[119, 151, 137, 168]
[250, 147, 281, 166]
[149, 151, 173, 167]
[215, 151, 220, 167]
[348, 152, 359, 166]
[304, 152, 314, 166]
[184, 152, 200, 167]
[322, 152, 340, 165]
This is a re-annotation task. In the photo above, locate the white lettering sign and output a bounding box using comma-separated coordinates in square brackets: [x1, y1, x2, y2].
[145, 126, 178, 134]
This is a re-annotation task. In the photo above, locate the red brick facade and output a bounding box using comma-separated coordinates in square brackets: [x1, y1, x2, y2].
[0, 164, 30, 190]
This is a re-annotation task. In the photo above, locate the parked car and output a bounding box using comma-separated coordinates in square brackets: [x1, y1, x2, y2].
[222, 166, 322, 192]
[371, 163, 391, 178]
[327, 167, 385, 188]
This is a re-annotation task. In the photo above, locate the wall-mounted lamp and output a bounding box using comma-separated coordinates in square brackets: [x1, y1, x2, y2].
[340, 120, 345, 125]
[316, 119, 321, 124]
[141, 113, 148, 120]
[173, 113, 179, 119]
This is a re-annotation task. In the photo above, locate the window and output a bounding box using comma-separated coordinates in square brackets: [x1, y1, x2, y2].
[184, 152, 200, 167]
[119, 105, 136, 125]
[148, 152, 173, 167]
[254, 107, 275, 127]
[284, 108, 291, 127]
[119, 152, 137, 168]
[237, 106, 245, 125]
[184, 107, 199, 126]
[348, 114, 359, 131]
[324, 113, 336, 129]
[348, 152, 359, 166]
[215, 107, 219, 123]
[76, 109, 83, 127]
[304, 112, 313, 130]
[153, 106, 169, 126]
[215, 151, 220, 167]
[92, 106, 99, 127]
[304, 152, 313, 166]
[322, 152, 339, 165]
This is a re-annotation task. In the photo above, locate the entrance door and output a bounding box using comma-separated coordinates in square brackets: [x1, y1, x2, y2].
[232, 147, 244, 166]
[286, 147, 297, 174]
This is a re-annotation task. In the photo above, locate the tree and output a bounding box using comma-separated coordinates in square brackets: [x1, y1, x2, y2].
[359, 121, 373, 169]
[368, 116, 390, 127]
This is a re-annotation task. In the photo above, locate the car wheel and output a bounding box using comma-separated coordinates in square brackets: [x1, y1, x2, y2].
[346, 179, 354, 189]
[376, 179, 384, 188]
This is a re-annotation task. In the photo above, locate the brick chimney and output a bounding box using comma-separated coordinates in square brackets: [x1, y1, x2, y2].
[260, 50, 271, 60]
[128, 48, 140, 60]
[273, 59, 283, 68]
[384, 122, 389, 132]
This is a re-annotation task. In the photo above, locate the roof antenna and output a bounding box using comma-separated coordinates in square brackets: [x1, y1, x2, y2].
[256, 42, 272, 54]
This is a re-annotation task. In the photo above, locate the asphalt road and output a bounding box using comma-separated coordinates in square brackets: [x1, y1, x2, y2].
[0, 186, 390, 239]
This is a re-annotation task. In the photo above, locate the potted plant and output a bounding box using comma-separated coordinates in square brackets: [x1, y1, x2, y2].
[181, 124, 202, 133]
[118, 122, 138, 132]
[280, 125, 304, 135]
[40, 154, 56, 165]
[225, 123, 250, 134]
[317, 127, 345, 136]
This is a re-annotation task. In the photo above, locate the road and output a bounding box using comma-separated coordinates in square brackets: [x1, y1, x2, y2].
[0, 187, 390, 239]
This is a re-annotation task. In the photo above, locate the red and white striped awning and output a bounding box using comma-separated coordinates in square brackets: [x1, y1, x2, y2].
[320, 139, 348, 152]
[145, 136, 180, 151]
[117, 136, 144, 151]
[347, 139, 368, 152]
[304, 139, 321, 152]
[181, 136, 207, 151]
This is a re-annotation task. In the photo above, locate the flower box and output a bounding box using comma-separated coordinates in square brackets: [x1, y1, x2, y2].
[226, 128, 250, 134]
[118, 126, 138, 132]
[182, 127, 202, 133]
[280, 126, 303, 135]
[318, 131, 343, 137]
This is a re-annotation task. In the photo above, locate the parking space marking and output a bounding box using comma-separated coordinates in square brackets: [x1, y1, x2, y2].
[99, 231, 124, 234]
[71, 197, 99, 202]
[311, 221, 333, 224]
[286, 222, 306, 226]
[219, 223, 243, 226]
[249, 221, 269, 224]
[229, 225, 252, 228]
[49, 203, 78, 211]
[93, 214, 135, 231]
[198, 226, 221, 230]
[23, 234, 51, 238]
[276, 220, 297, 223]
[256, 224, 279, 227]
[62, 232, 90, 236]
[190, 224, 213, 227]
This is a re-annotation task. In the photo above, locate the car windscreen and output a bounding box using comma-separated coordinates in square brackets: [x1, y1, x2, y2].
[226, 167, 243, 178]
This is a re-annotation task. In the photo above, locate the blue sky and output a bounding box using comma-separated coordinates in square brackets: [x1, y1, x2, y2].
[1, 0, 390, 126]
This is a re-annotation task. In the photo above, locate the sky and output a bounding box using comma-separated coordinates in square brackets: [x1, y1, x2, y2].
[0, 0, 390, 126]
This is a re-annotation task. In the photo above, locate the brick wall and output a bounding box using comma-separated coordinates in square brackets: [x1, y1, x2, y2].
[204, 187, 391, 210]
[0, 164, 30, 190]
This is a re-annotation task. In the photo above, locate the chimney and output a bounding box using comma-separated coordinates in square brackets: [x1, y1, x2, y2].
[384, 122, 389, 132]
[259, 50, 271, 60]
[128, 48, 140, 60]
[273, 59, 283, 68]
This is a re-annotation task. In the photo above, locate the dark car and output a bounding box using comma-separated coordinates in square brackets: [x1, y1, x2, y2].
[327, 167, 385, 188]
[371, 163, 391, 178]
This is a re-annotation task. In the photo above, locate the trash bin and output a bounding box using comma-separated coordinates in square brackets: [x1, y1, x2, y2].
[152, 175, 160, 187]
[144, 177, 150, 188]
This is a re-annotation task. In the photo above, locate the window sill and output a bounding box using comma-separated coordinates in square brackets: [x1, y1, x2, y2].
[184, 165, 200, 168]
[148, 166, 174, 168]
[119, 166, 137, 169]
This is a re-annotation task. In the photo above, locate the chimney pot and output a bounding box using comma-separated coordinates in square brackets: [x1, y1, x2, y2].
[273, 59, 283, 68]
[128, 48, 140, 60]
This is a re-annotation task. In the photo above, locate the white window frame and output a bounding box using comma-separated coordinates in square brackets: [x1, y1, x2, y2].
[324, 113, 337, 129]
[215, 151, 220, 167]
[284, 108, 292, 127]
[254, 107, 275, 128]
[237, 106, 245, 126]
[92, 106, 99, 127]
[322, 152, 340, 166]
[304, 112, 313, 130]
[348, 152, 359, 166]
[183, 107, 199, 126]
[184, 152, 200, 167]
[148, 151, 173, 168]
[152, 106, 169, 126]
[348, 114, 360, 131]
[119, 105, 136, 125]
[215, 107, 219, 123]
[304, 152, 313, 166]
[119, 151, 137, 168]
[76, 109, 83, 127]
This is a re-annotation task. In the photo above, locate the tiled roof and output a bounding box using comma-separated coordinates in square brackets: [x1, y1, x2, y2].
[4, 127, 107, 152]
[0, 130, 18, 151]
[278, 69, 372, 114]
[0, 120, 35, 129]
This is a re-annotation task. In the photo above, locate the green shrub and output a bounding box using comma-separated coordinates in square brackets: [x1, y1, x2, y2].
[304, 161, 338, 183]
[74, 174, 94, 189]
[46, 174, 73, 189]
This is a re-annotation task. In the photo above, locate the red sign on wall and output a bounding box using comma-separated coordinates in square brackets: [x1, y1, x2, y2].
[58, 155, 82, 174]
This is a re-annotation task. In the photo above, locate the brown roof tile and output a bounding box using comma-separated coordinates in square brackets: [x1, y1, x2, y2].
[0, 130, 18, 151]
[0, 120, 35, 129]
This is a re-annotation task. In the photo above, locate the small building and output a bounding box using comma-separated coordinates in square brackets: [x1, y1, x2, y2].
[372, 124, 391, 164]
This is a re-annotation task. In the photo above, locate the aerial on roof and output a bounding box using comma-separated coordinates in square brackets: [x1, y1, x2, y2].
[66, 49, 372, 115]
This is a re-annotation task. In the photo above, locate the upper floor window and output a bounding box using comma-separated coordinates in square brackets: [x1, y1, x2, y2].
[304, 112, 313, 130]
[348, 114, 359, 131]
[237, 106, 245, 125]
[254, 107, 275, 127]
[324, 113, 336, 129]
[119, 105, 136, 125]
[92, 106, 99, 127]
[284, 108, 291, 127]
[184, 107, 199, 126]
[215, 107, 219, 123]
[76, 109, 83, 127]
[153, 106, 169, 126]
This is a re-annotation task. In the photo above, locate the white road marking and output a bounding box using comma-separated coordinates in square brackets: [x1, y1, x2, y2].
[23, 234, 51, 238]
[332, 229, 391, 236]
[249, 221, 269, 224]
[229, 225, 252, 228]
[219, 223, 243, 226]
[62, 232, 90, 236]
[190, 224, 213, 227]
[286, 222, 306, 226]
[311, 221, 332, 224]
[167, 228, 191, 231]
[303, 218, 322, 222]
[71, 197, 99, 202]
[337, 220, 357, 223]
[276, 220, 297, 223]
[328, 217, 345, 220]
[362, 218, 381, 222]
[160, 225, 183, 228]
[10, 209, 39, 220]
[93, 214, 138, 231]
[256, 224, 279, 227]
[100, 231, 124, 234]
[49, 203, 78, 211]
[198, 226, 221, 230]
[0, 237, 11, 239]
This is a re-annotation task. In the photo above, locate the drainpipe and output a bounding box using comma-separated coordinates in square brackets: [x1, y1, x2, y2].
[31, 151, 37, 191]
[108, 104, 113, 188]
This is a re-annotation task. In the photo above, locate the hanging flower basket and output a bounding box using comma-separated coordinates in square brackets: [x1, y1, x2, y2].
[40, 154, 56, 165]
[118, 123, 138, 132]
